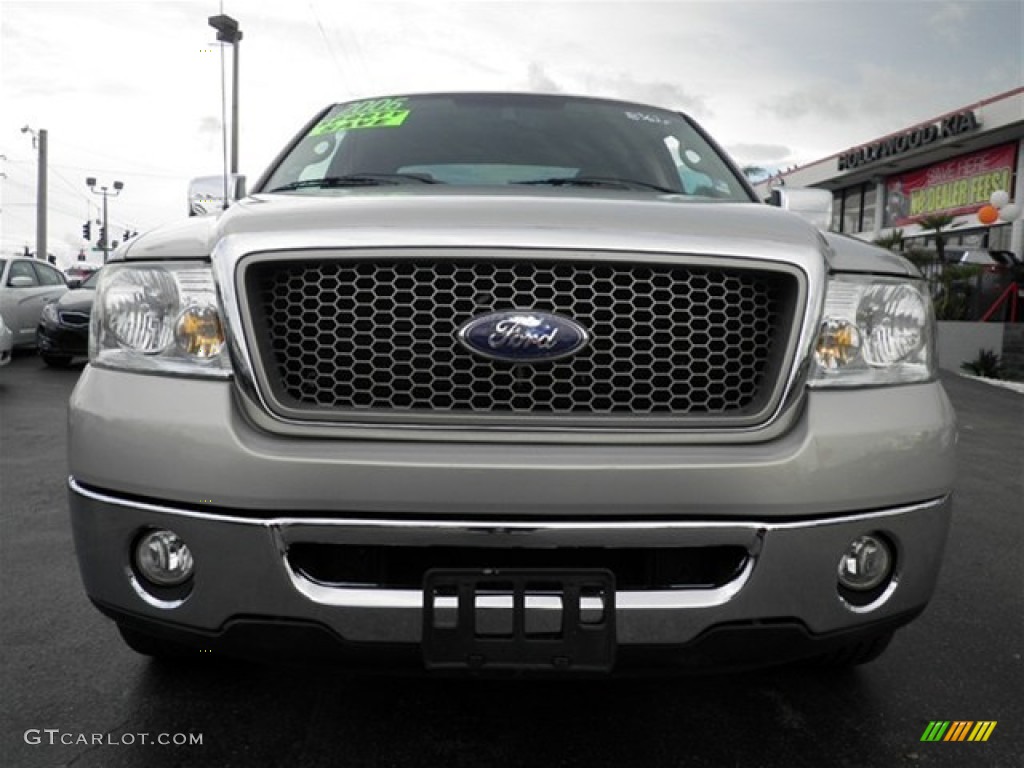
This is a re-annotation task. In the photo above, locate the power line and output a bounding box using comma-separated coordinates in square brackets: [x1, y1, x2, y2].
[55, 139, 187, 178]
[1, 209, 34, 225]
[6, 144, 186, 183]
[49, 165, 96, 208]
[49, 200, 96, 220]
[49, 163, 184, 180]
[1, 176, 33, 192]
[4, 196, 135, 234]
[5, 158, 182, 182]
[309, 2, 351, 95]
[336, 12, 373, 94]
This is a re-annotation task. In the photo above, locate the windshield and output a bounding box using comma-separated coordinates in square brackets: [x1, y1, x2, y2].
[261, 93, 751, 200]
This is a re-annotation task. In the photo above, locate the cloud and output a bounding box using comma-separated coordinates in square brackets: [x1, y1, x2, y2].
[198, 116, 222, 135]
[928, 2, 969, 44]
[527, 63, 562, 93]
[4, 0, 1021, 266]
[580, 73, 710, 117]
[727, 143, 794, 166]
[760, 86, 853, 122]
[197, 116, 224, 152]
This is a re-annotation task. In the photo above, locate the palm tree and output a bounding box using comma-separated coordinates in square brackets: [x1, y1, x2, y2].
[915, 213, 955, 263]
[873, 228, 904, 252]
[740, 165, 771, 184]
[916, 213, 972, 321]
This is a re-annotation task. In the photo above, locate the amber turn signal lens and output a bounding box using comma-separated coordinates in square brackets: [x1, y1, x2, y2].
[815, 319, 862, 371]
[175, 305, 225, 359]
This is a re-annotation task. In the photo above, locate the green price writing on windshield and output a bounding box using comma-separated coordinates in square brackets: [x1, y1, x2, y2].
[311, 98, 411, 135]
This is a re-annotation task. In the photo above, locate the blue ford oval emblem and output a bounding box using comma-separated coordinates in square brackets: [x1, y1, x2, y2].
[456, 310, 591, 363]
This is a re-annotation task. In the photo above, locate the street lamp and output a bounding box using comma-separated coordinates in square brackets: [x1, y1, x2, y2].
[21, 126, 47, 262]
[86, 177, 124, 263]
[208, 14, 242, 175]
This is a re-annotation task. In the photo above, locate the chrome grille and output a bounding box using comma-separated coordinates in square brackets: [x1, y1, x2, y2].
[243, 257, 800, 426]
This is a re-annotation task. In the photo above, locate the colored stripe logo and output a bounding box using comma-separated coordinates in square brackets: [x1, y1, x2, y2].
[920, 721, 997, 742]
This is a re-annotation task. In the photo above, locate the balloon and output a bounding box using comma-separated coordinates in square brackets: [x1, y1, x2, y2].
[998, 203, 1020, 222]
[989, 190, 1010, 209]
[977, 205, 999, 224]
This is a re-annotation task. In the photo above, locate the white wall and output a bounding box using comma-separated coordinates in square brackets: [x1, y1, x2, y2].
[936, 322, 1005, 372]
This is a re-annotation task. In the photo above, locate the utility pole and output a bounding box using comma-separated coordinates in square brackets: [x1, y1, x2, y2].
[86, 177, 124, 263]
[208, 14, 242, 174]
[37, 131, 47, 262]
[21, 126, 47, 262]
[231, 28, 240, 175]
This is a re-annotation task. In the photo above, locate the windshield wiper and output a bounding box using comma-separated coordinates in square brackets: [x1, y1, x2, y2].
[268, 173, 441, 192]
[513, 176, 677, 194]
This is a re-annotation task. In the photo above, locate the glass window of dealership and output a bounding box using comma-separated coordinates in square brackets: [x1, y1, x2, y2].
[757, 88, 1024, 257]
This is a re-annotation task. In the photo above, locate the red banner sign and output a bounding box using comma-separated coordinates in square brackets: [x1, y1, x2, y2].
[884, 143, 1017, 227]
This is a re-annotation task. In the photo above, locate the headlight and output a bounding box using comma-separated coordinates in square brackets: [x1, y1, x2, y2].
[90, 262, 231, 377]
[809, 275, 935, 387]
[41, 301, 59, 325]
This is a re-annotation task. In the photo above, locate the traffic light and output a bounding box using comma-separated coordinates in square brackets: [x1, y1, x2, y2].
[98, 226, 106, 247]
[83, 221, 92, 240]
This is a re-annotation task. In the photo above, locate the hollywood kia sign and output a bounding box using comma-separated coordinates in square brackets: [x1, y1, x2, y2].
[838, 111, 980, 171]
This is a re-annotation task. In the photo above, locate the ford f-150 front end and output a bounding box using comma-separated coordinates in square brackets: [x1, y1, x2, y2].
[68, 93, 955, 673]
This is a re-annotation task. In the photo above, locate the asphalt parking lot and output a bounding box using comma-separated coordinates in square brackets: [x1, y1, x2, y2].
[1, 351, 1021, 768]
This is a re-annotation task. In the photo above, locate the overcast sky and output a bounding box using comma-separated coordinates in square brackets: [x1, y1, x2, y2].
[2, 0, 1022, 266]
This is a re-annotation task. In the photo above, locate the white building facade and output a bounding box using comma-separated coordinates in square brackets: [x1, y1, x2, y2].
[753, 88, 1024, 258]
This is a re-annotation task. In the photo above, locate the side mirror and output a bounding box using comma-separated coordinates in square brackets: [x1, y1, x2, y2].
[67, 278, 83, 289]
[188, 174, 246, 217]
[770, 187, 833, 231]
[8, 275, 34, 288]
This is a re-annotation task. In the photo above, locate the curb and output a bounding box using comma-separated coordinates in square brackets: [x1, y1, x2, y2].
[956, 372, 1024, 394]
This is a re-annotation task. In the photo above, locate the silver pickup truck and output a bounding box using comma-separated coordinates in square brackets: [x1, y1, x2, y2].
[68, 92, 955, 673]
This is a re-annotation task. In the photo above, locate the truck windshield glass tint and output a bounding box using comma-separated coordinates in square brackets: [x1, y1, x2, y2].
[262, 93, 749, 200]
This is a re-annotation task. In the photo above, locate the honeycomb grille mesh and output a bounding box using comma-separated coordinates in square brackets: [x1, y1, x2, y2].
[245, 258, 795, 422]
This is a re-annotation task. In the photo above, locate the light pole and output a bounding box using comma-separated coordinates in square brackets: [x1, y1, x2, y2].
[86, 177, 124, 263]
[208, 14, 242, 175]
[21, 126, 47, 262]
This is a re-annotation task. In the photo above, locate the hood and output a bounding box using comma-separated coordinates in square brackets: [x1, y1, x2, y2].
[121, 188, 911, 275]
[120, 215, 220, 261]
[822, 232, 918, 276]
[56, 288, 98, 312]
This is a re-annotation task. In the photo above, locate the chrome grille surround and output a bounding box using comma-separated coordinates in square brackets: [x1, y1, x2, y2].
[235, 249, 807, 430]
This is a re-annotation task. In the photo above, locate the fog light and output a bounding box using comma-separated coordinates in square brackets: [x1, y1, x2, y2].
[837, 534, 892, 591]
[135, 530, 194, 586]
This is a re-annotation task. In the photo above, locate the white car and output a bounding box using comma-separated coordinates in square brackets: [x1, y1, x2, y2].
[0, 256, 69, 348]
[0, 312, 13, 367]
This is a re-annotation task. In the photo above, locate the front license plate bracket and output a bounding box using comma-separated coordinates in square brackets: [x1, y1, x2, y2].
[422, 568, 616, 673]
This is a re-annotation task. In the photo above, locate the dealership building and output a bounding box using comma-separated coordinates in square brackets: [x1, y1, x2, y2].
[753, 87, 1024, 258]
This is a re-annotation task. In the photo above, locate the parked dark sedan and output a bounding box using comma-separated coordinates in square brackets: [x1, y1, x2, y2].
[36, 269, 100, 366]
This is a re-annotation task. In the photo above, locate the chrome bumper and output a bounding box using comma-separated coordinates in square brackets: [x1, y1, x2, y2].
[69, 480, 951, 646]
